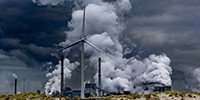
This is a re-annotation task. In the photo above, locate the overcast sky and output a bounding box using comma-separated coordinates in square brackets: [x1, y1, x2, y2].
[0, 0, 200, 94]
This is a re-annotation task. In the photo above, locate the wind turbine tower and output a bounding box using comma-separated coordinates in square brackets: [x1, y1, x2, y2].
[52, 7, 110, 98]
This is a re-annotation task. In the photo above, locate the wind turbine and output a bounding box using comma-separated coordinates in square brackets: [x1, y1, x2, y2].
[52, 7, 111, 98]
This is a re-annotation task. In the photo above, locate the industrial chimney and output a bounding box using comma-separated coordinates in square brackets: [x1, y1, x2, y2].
[14, 78, 17, 94]
[23, 79, 26, 93]
[61, 55, 64, 97]
[98, 57, 101, 97]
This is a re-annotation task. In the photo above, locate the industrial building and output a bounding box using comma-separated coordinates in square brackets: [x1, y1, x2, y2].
[63, 83, 133, 98]
[85, 83, 97, 97]
[63, 87, 81, 98]
[154, 86, 171, 92]
[137, 82, 172, 94]
[63, 83, 96, 98]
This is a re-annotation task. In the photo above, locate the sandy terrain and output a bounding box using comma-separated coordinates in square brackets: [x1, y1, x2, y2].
[111, 92, 200, 100]
[1, 91, 200, 100]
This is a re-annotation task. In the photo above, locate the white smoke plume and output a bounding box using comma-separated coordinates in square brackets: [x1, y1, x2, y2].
[12, 73, 17, 79]
[185, 67, 200, 92]
[92, 53, 171, 94]
[45, 58, 79, 95]
[192, 68, 200, 92]
[0, 71, 17, 79]
[33, 0, 172, 94]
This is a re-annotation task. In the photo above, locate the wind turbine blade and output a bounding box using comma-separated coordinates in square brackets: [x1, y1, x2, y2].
[85, 40, 112, 58]
[51, 39, 82, 55]
[82, 7, 86, 38]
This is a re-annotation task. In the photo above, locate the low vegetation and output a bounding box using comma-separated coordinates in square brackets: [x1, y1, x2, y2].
[1, 91, 200, 100]
[0, 92, 51, 100]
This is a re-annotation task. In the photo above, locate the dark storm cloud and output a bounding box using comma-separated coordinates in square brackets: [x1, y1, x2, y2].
[0, 0, 74, 68]
[0, 0, 70, 46]
[125, 0, 200, 91]
[0, 49, 27, 70]
[0, 0, 73, 94]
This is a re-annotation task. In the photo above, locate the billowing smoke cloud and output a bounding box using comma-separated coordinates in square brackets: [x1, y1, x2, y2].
[185, 67, 200, 92]
[192, 68, 200, 92]
[45, 58, 79, 95]
[191, 68, 200, 92]
[34, 0, 172, 94]
[92, 53, 171, 94]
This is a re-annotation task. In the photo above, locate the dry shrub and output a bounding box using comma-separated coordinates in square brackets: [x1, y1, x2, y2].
[65, 96, 71, 99]
[170, 91, 179, 97]
[144, 94, 151, 99]
[73, 95, 81, 99]
[164, 91, 171, 94]
[44, 96, 54, 100]
[188, 94, 192, 98]
[131, 94, 141, 99]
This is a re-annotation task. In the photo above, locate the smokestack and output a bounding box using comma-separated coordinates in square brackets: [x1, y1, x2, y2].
[61, 55, 64, 97]
[14, 78, 17, 94]
[98, 57, 101, 97]
[23, 79, 26, 93]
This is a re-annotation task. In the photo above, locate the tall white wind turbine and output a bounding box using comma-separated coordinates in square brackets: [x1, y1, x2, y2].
[52, 7, 111, 98]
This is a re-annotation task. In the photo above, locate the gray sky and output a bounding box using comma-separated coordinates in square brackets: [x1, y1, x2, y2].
[0, 0, 200, 94]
